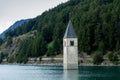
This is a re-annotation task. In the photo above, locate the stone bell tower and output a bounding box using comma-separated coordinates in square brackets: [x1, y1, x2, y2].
[63, 20, 78, 69]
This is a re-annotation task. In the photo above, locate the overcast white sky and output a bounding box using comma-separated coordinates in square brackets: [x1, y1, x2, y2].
[0, 0, 68, 34]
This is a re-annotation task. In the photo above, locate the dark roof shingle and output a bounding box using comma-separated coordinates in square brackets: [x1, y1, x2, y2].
[64, 20, 77, 38]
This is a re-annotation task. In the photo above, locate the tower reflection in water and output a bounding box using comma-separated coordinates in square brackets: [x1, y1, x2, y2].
[64, 70, 79, 80]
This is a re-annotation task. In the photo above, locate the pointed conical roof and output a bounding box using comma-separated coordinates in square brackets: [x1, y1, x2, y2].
[64, 20, 77, 38]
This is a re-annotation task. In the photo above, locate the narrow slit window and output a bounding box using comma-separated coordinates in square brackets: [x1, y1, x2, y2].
[70, 41, 74, 46]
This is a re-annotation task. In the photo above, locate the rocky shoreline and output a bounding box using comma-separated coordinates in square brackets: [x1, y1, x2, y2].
[1, 58, 120, 66]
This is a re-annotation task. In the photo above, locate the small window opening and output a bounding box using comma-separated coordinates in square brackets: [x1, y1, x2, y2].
[70, 41, 74, 46]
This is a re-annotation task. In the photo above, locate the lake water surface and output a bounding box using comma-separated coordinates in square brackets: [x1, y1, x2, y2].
[0, 65, 120, 80]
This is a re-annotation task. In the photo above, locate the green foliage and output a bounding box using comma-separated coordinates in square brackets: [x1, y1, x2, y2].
[0, 38, 3, 45]
[47, 46, 54, 57]
[108, 52, 113, 61]
[6, 36, 12, 46]
[8, 55, 15, 63]
[41, 26, 53, 43]
[0, 53, 4, 63]
[52, 38, 61, 55]
[33, 36, 47, 57]
[15, 35, 47, 63]
[116, 41, 120, 51]
[0, 52, 8, 63]
[46, 42, 55, 57]
[46, 38, 61, 57]
[93, 51, 103, 65]
[108, 52, 119, 64]
[15, 39, 29, 63]
[98, 41, 105, 52]
[113, 53, 119, 62]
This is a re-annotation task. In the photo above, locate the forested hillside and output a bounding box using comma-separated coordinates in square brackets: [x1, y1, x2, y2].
[0, 0, 120, 63]
[0, 19, 30, 39]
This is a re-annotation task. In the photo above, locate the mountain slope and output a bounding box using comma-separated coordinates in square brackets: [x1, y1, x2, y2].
[0, 0, 120, 63]
[0, 19, 30, 39]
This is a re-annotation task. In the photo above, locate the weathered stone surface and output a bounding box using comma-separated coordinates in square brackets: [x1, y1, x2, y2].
[63, 38, 78, 69]
[63, 20, 78, 70]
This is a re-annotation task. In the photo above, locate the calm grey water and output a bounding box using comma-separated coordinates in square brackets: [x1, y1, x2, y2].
[0, 65, 120, 80]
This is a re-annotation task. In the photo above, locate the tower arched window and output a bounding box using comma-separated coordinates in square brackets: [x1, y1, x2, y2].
[70, 41, 74, 46]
